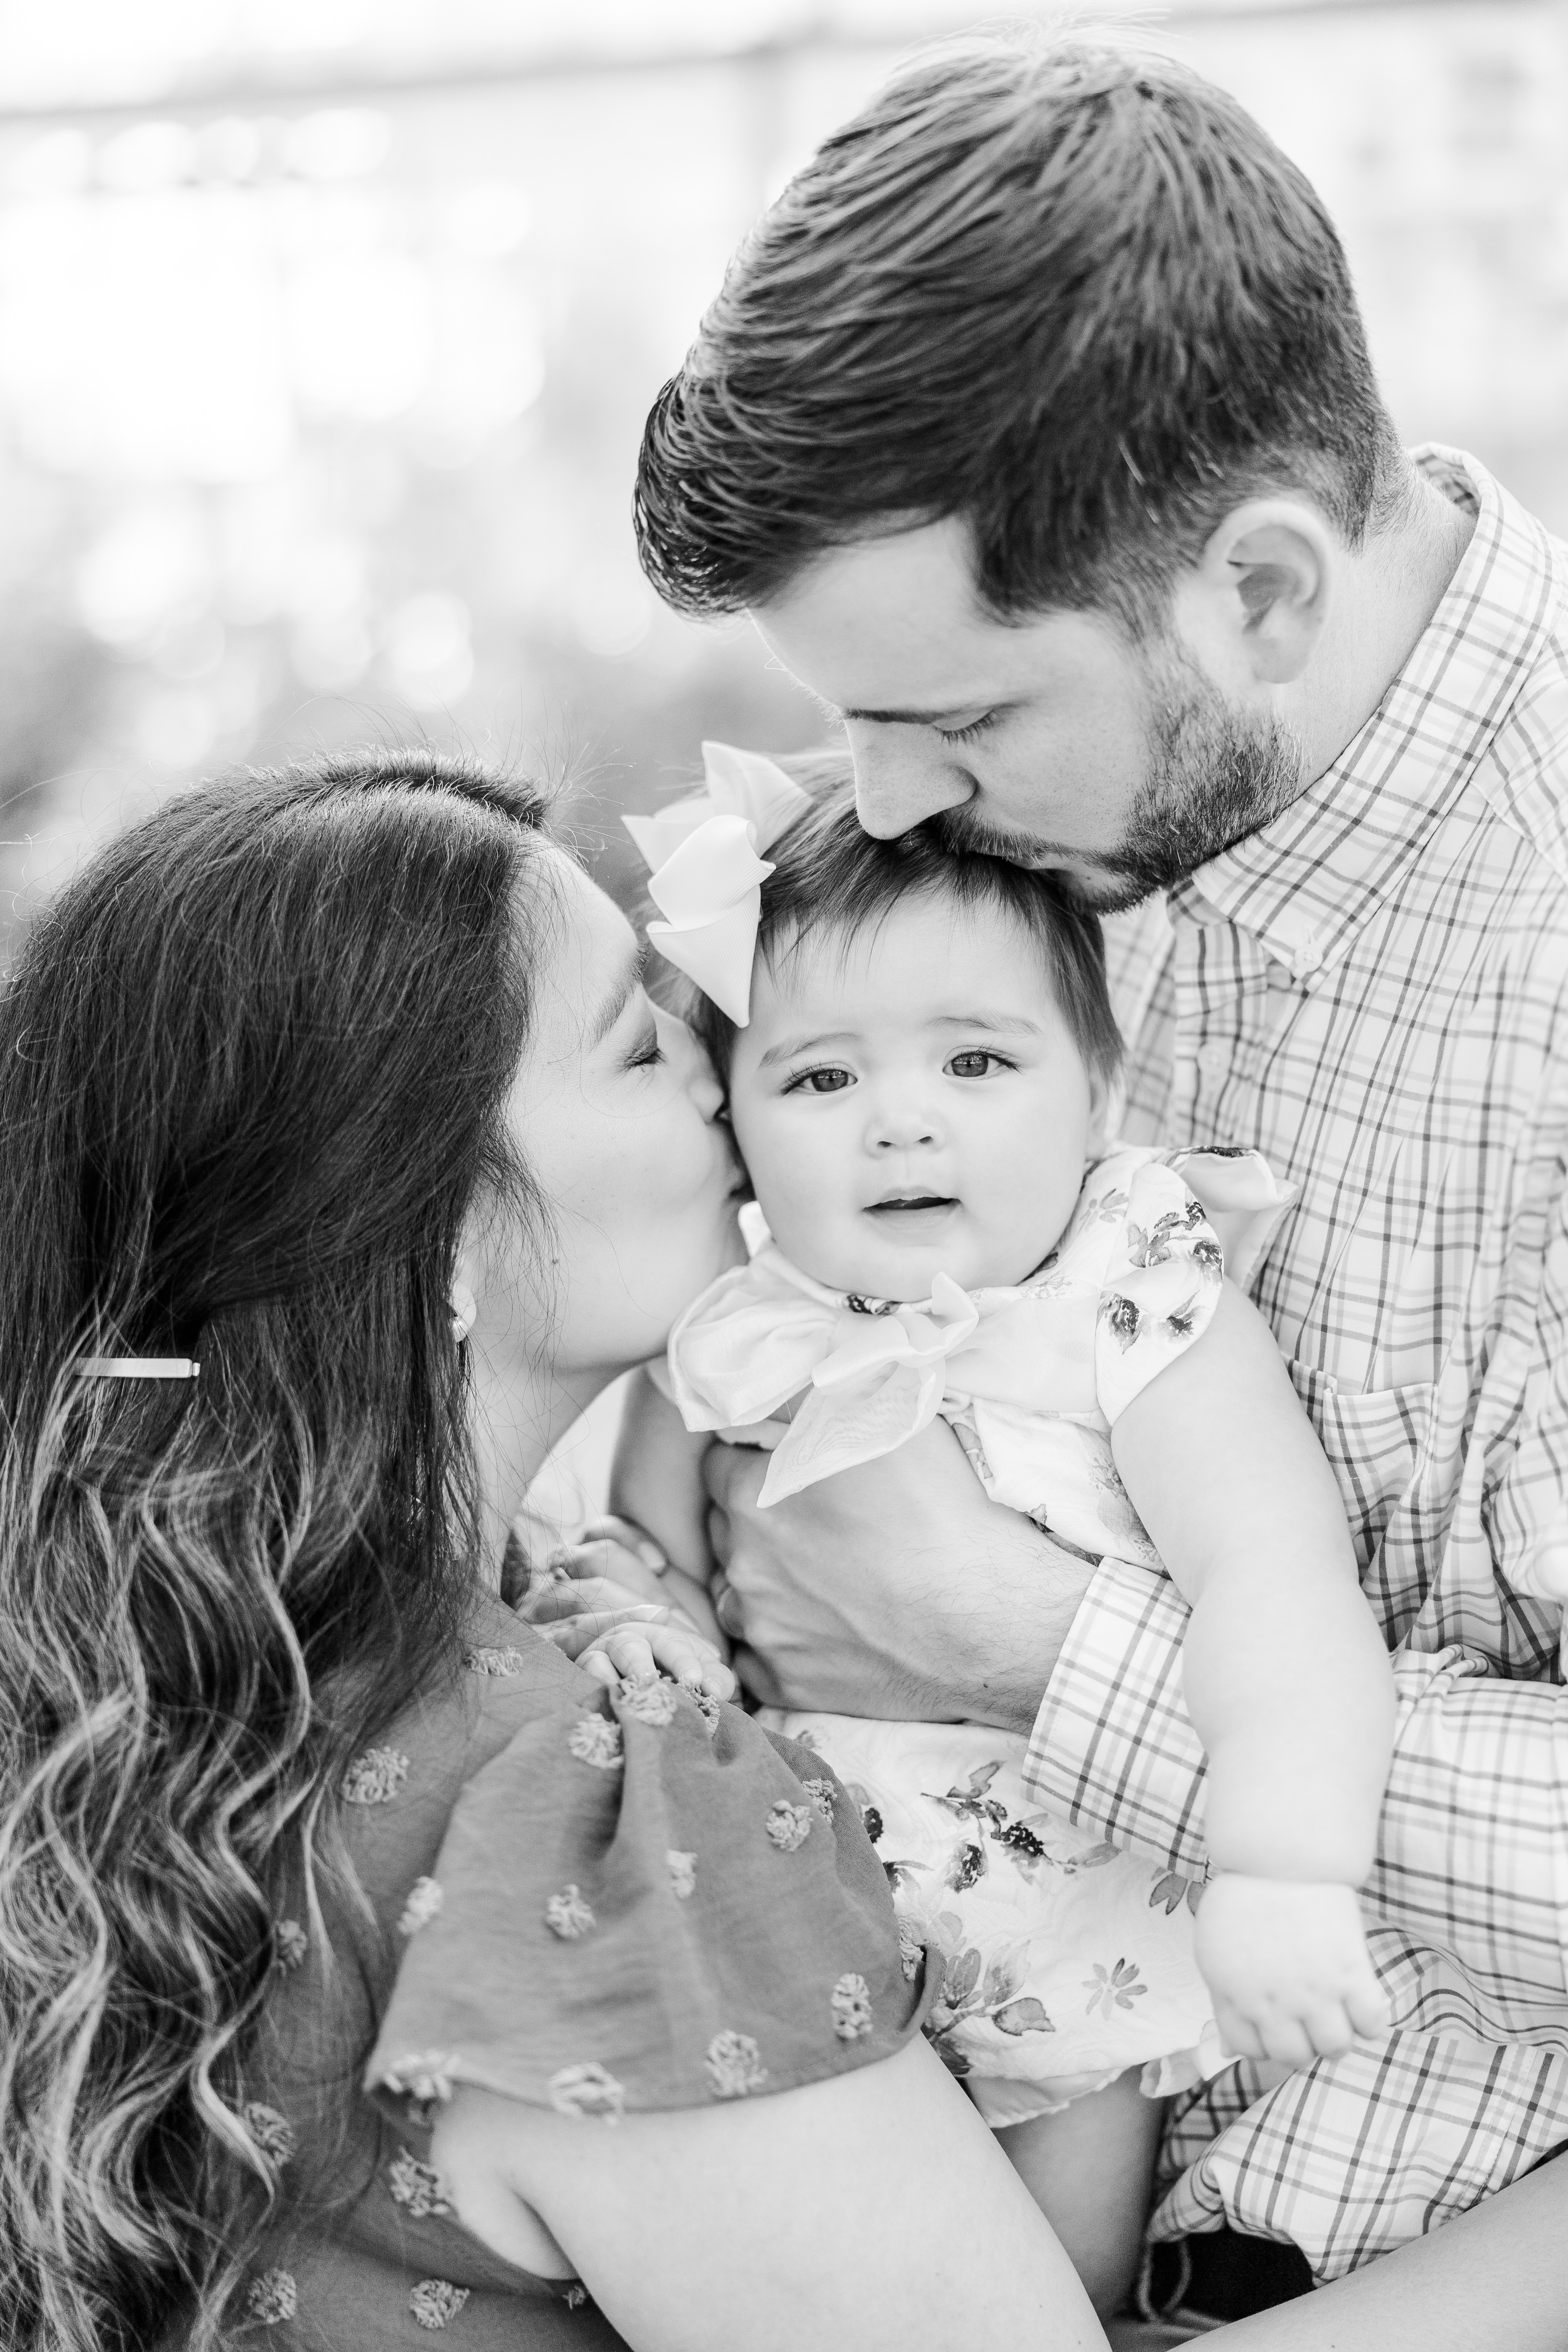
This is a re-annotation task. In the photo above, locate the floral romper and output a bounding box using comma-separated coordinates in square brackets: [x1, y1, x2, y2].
[665, 1143, 1293, 2125]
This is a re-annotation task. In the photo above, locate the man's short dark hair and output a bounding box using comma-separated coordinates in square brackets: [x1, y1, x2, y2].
[669, 749, 1124, 1092]
[635, 36, 1403, 628]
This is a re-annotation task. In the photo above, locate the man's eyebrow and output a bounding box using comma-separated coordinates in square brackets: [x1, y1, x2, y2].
[587, 943, 646, 1046]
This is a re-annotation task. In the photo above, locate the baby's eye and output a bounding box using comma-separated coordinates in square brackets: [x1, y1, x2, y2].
[947, 1050, 1007, 1078]
[787, 1066, 854, 1096]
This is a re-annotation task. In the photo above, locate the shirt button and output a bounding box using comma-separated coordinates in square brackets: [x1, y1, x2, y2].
[1197, 1041, 1231, 1078]
[1289, 938, 1323, 979]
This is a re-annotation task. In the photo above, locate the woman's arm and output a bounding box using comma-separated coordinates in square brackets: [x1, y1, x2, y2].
[1216, 2153, 1568, 2352]
[429, 2037, 1108, 2352]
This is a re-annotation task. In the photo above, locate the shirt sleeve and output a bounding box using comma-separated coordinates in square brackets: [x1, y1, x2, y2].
[364, 1677, 931, 2131]
[1023, 1556, 1568, 2021]
[1093, 1157, 1227, 1425]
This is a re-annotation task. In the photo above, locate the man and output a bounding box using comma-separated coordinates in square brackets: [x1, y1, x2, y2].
[630, 32, 1568, 2342]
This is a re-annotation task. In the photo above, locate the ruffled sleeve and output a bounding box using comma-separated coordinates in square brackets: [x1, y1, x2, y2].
[364, 1677, 929, 2132]
[1167, 1145, 1296, 1291]
[1092, 1155, 1229, 1425]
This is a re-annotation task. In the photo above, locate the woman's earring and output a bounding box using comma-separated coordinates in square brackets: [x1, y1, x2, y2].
[450, 1282, 478, 1343]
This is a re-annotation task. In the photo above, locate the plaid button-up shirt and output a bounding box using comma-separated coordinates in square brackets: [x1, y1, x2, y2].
[1023, 447, 1568, 2281]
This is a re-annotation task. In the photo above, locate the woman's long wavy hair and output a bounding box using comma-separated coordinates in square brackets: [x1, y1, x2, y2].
[0, 749, 555, 2350]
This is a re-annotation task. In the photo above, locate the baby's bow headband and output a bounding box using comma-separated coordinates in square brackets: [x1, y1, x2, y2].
[622, 741, 810, 1025]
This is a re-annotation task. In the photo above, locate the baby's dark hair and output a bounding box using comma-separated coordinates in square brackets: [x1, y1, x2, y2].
[669, 750, 1123, 1090]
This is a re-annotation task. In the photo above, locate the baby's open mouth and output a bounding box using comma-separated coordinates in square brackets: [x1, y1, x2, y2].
[864, 1193, 958, 1219]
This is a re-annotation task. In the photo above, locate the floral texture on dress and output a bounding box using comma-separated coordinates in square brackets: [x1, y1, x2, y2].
[549, 2061, 626, 2121]
[388, 2147, 453, 2220]
[617, 1674, 679, 1727]
[466, 1644, 527, 1675]
[690, 1687, 722, 1734]
[765, 1799, 812, 1852]
[567, 1715, 623, 1770]
[545, 1884, 596, 1939]
[398, 1876, 444, 1936]
[666, 1848, 697, 1899]
[382, 2050, 459, 2107]
[246, 2269, 297, 2324]
[340, 1746, 409, 1805]
[272, 1917, 308, 1972]
[242, 2103, 296, 2165]
[704, 2030, 768, 2099]
[410, 2279, 471, 2330]
[831, 1973, 874, 2040]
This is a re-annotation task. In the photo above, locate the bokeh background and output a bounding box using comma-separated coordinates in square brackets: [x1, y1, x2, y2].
[1, 0, 1565, 965]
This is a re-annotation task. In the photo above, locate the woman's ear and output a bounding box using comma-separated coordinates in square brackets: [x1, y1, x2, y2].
[1172, 496, 1337, 690]
[450, 1235, 484, 1342]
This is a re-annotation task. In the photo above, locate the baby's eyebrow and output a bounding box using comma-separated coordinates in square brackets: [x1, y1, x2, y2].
[931, 1011, 1046, 1035]
[757, 1028, 859, 1068]
[758, 1011, 1045, 1067]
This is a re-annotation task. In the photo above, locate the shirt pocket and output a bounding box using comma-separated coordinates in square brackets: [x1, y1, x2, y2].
[1284, 1360, 1436, 1596]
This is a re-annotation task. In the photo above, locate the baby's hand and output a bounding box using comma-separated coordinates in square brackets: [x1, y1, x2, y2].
[512, 1509, 724, 1650]
[574, 1617, 737, 1706]
[1195, 1874, 1391, 2068]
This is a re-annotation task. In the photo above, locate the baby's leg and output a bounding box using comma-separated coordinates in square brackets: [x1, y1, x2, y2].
[994, 2072, 1166, 2319]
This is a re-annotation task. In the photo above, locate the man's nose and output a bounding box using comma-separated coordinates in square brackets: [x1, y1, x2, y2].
[849, 728, 973, 841]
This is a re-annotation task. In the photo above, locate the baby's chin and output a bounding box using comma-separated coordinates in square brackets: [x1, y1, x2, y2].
[796, 1229, 1057, 1302]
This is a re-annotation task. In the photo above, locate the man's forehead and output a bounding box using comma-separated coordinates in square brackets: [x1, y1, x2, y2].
[753, 532, 1121, 709]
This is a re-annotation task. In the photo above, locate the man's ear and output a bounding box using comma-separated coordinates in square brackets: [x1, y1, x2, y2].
[1173, 498, 1337, 689]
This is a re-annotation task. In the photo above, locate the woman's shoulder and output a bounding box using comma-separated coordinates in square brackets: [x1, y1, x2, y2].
[328, 1599, 592, 1931]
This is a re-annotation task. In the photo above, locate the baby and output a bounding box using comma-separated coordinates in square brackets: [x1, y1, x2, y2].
[612, 744, 1395, 2302]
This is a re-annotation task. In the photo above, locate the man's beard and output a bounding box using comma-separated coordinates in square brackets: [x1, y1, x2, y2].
[932, 642, 1306, 914]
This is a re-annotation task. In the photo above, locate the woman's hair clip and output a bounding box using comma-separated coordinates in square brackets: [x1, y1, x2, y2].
[622, 741, 810, 1026]
[75, 1358, 200, 1379]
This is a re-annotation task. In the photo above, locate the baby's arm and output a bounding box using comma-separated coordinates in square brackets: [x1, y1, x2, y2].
[609, 1366, 725, 1645]
[1111, 1281, 1395, 2065]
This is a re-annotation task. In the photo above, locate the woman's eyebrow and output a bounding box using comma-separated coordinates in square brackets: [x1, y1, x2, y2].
[587, 943, 646, 1045]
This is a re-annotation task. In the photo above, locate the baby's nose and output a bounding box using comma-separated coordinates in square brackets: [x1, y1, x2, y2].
[870, 1106, 939, 1150]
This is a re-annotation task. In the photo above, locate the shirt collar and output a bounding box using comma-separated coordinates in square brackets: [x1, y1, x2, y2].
[1167, 447, 1562, 980]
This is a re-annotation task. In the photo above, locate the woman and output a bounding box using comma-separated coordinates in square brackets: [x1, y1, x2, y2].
[0, 750, 1108, 2351]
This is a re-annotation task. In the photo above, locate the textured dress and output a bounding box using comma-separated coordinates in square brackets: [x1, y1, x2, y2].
[664, 1144, 1293, 2126]
[193, 1596, 929, 2348]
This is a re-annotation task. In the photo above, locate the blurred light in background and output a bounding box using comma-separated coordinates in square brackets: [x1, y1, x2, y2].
[0, 0, 1564, 954]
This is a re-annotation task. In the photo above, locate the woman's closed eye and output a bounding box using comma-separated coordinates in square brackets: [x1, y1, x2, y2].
[784, 1065, 854, 1096]
[623, 1019, 665, 1072]
[947, 1049, 1014, 1078]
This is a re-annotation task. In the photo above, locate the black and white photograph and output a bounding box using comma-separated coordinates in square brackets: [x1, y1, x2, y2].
[1, 3, 1565, 2346]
